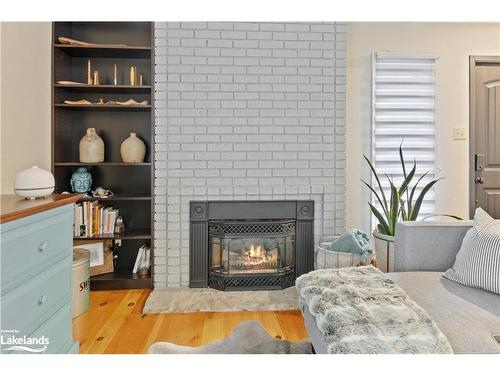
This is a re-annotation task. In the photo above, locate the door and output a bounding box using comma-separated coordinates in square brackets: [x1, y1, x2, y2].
[470, 56, 500, 219]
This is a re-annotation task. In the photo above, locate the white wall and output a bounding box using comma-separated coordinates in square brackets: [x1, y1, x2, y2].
[154, 22, 347, 287]
[346, 22, 500, 231]
[0, 22, 51, 194]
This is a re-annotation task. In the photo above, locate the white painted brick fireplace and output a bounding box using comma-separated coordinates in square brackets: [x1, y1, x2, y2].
[154, 22, 346, 288]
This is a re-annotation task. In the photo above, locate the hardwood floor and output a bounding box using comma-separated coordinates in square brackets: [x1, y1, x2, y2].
[72, 289, 308, 354]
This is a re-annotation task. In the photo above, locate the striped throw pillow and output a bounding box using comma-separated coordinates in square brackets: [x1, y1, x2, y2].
[443, 208, 500, 294]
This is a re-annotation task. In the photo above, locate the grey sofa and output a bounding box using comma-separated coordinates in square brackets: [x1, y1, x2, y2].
[301, 221, 500, 354]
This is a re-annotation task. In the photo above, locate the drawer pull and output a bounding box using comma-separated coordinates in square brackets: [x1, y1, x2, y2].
[38, 242, 48, 252]
[38, 295, 48, 305]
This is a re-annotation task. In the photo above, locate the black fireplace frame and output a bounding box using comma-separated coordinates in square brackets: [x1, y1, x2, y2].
[189, 200, 314, 290]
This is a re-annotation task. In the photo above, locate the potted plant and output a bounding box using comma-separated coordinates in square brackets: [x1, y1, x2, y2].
[362, 142, 458, 272]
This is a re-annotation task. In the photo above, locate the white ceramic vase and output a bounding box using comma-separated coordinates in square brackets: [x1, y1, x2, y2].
[120, 133, 145, 163]
[79, 128, 104, 163]
[373, 230, 395, 273]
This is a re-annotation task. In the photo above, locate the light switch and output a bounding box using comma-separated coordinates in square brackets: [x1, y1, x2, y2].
[453, 127, 467, 140]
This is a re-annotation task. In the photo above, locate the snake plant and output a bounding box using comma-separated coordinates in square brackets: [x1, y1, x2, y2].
[362, 142, 455, 236]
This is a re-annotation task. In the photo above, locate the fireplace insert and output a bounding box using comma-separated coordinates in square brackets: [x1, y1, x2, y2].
[189, 201, 314, 291]
[209, 220, 296, 290]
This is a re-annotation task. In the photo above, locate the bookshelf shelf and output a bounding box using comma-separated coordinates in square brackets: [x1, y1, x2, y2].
[90, 268, 151, 290]
[78, 195, 152, 202]
[55, 103, 151, 110]
[54, 162, 151, 167]
[74, 228, 152, 241]
[54, 84, 152, 93]
[52, 22, 155, 291]
[54, 44, 151, 58]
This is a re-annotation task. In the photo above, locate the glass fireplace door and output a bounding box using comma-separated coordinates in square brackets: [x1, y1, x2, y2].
[209, 221, 295, 276]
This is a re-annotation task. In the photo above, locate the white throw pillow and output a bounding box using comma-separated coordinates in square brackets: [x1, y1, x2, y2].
[443, 208, 500, 294]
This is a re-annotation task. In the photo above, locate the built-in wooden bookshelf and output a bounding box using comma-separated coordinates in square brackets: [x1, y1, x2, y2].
[51, 22, 154, 290]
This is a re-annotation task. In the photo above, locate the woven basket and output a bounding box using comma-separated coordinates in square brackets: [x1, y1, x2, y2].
[315, 236, 372, 269]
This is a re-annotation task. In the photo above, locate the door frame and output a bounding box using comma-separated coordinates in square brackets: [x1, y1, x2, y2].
[469, 55, 500, 218]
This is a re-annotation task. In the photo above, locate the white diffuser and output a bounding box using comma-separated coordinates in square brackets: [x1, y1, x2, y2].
[14, 166, 55, 199]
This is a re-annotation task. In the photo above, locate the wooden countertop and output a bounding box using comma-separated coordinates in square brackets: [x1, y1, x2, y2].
[0, 194, 82, 224]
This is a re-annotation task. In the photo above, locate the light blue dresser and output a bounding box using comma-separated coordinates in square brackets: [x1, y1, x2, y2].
[1, 194, 81, 354]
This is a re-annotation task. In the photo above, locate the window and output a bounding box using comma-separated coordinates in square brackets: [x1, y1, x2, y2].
[372, 53, 437, 218]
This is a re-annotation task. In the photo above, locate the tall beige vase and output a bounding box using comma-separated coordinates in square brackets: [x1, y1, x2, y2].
[120, 133, 146, 163]
[79, 128, 104, 163]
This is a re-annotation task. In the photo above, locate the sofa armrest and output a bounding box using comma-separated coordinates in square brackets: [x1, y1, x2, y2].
[394, 221, 473, 272]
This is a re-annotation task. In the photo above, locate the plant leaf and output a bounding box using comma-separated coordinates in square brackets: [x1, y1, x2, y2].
[422, 214, 463, 221]
[408, 171, 429, 212]
[363, 154, 388, 212]
[398, 160, 416, 196]
[409, 178, 443, 221]
[387, 177, 400, 235]
[361, 180, 388, 217]
[399, 140, 407, 179]
[400, 198, 408, 221]
[368, 202, 391, 235]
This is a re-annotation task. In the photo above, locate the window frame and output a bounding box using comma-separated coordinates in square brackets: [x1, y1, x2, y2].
[370, 52, 440, 228]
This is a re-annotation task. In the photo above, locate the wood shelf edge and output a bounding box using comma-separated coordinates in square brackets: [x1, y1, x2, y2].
[53, 44, 151, 50]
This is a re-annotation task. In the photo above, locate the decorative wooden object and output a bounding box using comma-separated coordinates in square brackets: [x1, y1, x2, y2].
[64, 99, 92, 105]
[58, 80, 85, 85]
[93, 70, 100, 85]
[129, 66, 136, 86]
[115, 99, 148, 106]
[58, 36, 127, 48]
[52, 22, 154, 291]
[87, 59, 92, 85]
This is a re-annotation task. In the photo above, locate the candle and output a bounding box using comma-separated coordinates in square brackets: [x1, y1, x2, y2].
[139, 74, 143, 86]
[93, 70, 100, 85]
[130, 66, 135, 86]
[113, 64, 117, 85]
[87, 59, 92, 85]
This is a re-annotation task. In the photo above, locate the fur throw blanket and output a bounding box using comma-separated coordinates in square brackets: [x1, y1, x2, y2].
[296, 266, 453, 354]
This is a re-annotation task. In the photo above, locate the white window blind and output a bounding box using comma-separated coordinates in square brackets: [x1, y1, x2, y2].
[372, 53, 437, 218]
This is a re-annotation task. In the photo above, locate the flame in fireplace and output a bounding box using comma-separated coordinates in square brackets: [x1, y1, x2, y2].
[244, 244, 277, 264]
[248, 244, 264, 258]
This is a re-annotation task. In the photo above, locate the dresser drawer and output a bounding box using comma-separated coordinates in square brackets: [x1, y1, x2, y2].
[1, 303, 73, 354]
[28, 303, 73, 354]
[1, 256, 72, 335]
[1, 208, 72, 293]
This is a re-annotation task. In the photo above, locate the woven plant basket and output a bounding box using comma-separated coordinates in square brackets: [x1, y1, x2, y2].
[315, 236, 373, 269]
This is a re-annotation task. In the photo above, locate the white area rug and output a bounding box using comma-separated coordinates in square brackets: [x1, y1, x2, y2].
[149, 320, 312, 354]
[143, 287, 300, 313]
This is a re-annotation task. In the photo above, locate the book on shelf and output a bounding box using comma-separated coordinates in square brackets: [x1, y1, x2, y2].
[74, 201, 119, 237]
[132, 244, 151, 274]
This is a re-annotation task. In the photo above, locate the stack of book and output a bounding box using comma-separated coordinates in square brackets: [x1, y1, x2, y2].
[74, 201, 119, 237]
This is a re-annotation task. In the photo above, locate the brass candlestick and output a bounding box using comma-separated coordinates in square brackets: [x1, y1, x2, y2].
[87, 59, 93, 85]
[129, 66, 136, 86]
[93, 70, 100, 85]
